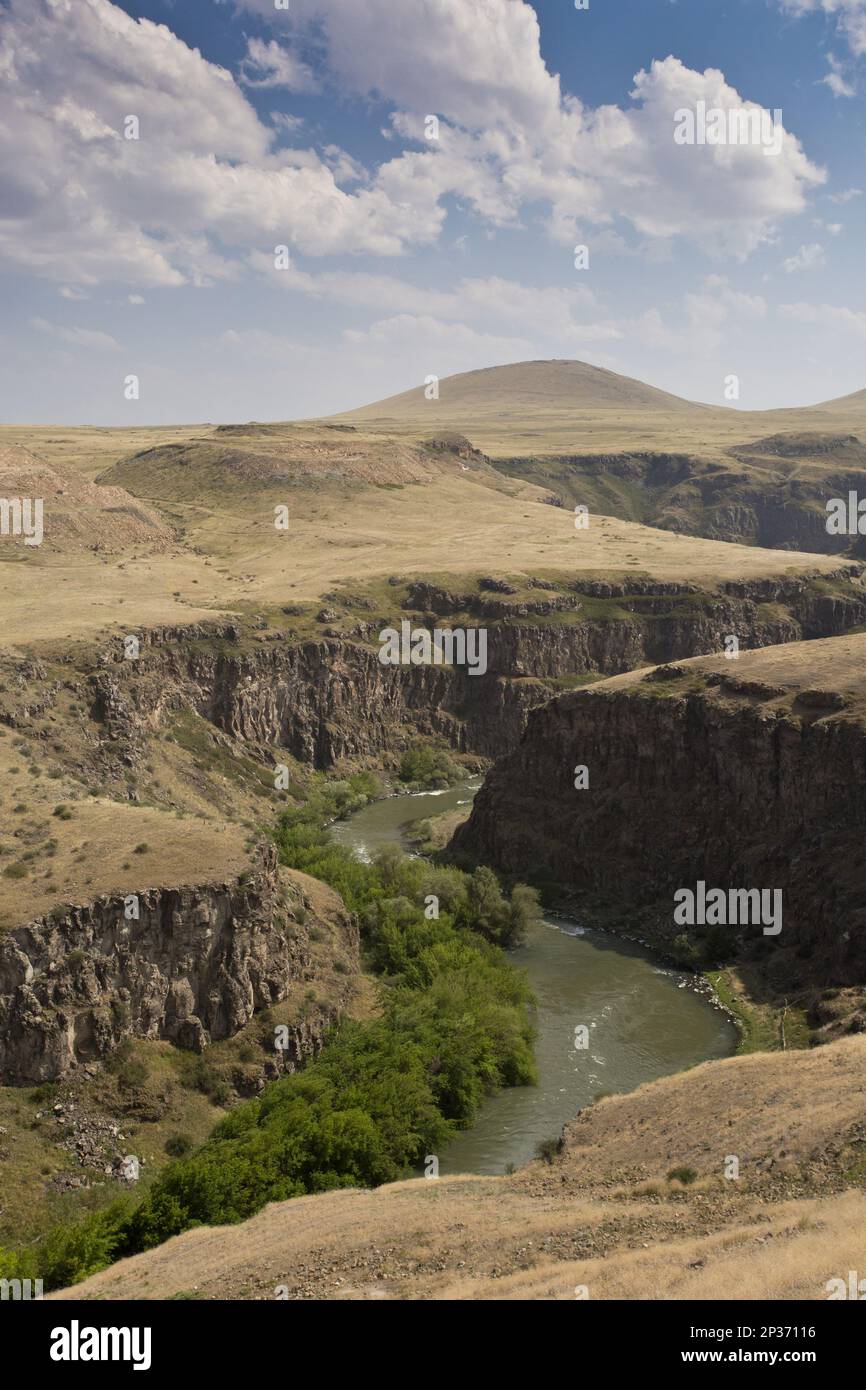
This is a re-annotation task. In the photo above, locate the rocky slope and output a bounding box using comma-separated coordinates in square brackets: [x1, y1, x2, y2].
[0, 850, 359, 1084]
[51, 1034, 866, 1301]
[455, 632, 866, 1032]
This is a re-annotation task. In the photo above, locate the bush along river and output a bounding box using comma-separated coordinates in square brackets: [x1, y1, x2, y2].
[331, 780, 737, 1176]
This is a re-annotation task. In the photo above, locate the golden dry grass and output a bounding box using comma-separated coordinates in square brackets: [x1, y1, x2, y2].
[0, 733, 251, 929]
[0, 468, 844, 649]
[599, 631, 866, 700]
[333, 359, 866, 458]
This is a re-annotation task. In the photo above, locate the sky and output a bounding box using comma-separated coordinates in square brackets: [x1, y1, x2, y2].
[0, 0, 865, 424]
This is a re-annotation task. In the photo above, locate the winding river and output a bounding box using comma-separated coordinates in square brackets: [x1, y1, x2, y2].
[330, 781, 736, 1176]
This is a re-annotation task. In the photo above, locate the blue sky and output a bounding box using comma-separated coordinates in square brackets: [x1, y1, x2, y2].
[1, 0, 864, 423]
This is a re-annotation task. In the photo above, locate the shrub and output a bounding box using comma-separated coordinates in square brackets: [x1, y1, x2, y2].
[535, 1136, 562, 1165]
[22, 785, 540, 1287]
[116, 1059, 148, 1092]
[164, 1133, 193, 1159]
[398, 744, 462, 789]
[667, 1166, 698, 1186]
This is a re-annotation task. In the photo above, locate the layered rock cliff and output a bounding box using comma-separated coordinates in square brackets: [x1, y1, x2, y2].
[0, 848, 358, 1084]
[455, 634, 866, 1015]
[496, 439, 866, 555]
[83, 566, 866, 767]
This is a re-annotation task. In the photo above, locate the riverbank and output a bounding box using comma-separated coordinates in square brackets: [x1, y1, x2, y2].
[330, 781, 736, 1176]
[52, 1032, 866, 1301]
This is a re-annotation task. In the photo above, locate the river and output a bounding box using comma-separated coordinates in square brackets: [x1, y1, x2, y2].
[330, 780, 737, 1176]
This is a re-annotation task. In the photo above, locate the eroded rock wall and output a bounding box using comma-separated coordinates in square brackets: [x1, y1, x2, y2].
[0, 848, 358, 1083]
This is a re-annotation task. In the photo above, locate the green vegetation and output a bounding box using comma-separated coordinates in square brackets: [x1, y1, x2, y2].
[706, 970, 810, 1054]
[667, 1166, 698, 1186]
[398, 743, 463, 790]
[1, 778, 540, 1290]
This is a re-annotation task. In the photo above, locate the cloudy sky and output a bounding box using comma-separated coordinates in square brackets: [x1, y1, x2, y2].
[1, 0, 865, 423]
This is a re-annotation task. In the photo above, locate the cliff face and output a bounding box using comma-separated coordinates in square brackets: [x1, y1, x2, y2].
[498, 447, 866, 555]
[87, 568, 866, 767]
[0, 849, 358, 1084]
[455, 646, 866, 1002]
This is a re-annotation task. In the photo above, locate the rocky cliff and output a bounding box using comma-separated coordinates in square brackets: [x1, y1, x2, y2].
[454, 634, 866, 1021]
[83, 566, 866, 768]
[0, 848, 358, 1084]
[496, 438, 866, 555]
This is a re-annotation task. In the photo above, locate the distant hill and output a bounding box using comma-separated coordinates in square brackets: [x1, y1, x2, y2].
[336, 358, 703, 422]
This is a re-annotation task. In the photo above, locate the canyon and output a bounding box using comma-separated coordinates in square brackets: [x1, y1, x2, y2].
[455, 632, 866, 1038]
[4, 359, 866, 1299]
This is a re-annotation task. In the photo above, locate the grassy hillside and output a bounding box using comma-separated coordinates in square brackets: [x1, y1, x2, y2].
[50, 1034, 866, 1301]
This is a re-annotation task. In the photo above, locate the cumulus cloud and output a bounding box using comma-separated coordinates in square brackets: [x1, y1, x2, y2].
[243, 1, 824, 256]
[240, 38, 319, 93]
[0, 0, 827, 297]
[249, 0, 563, 129]
[0, 0, 440, 286]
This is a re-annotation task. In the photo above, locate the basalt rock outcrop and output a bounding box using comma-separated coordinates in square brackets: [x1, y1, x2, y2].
[454, 637, 866, 1011]
[80, 567, 866, 768]
[0, 848, 358, 1084]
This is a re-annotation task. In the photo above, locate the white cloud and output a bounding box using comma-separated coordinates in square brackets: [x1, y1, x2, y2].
[829, 186, 862, 202]
[341, 313, 538, 377]
[823, 69, 856, 94]
[782, 242, 826, 272]
[684, 275, 768, 350]
[248, 260, 627, 353]
[779, 301, 866, 337]
[31, 316, 120, 350]
[242, 3, 825, 257]
[252, 0, 563, 130]
[777, 1, 866, 56]
[0, 0, 828, 299]
[218, 327, 321, 360]
[822, 52, 856, 94]
[240, 38, 319, 93]
[0, 0, 440, 287]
